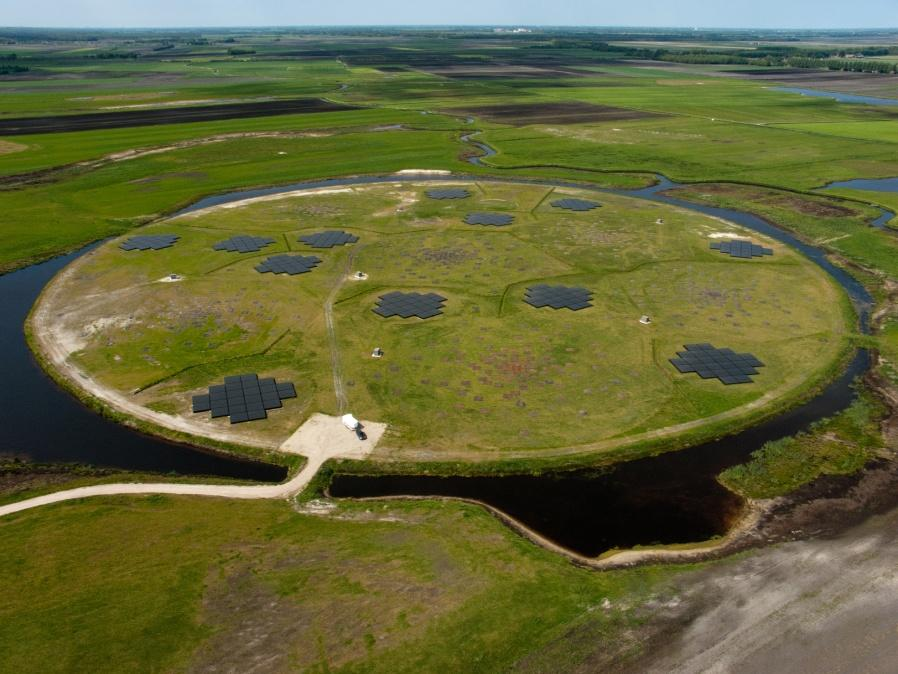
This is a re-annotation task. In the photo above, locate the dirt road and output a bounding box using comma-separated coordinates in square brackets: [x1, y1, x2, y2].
[0, 414, 386, 518]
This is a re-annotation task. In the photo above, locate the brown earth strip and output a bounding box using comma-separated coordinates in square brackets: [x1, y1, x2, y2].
[0, 140, 27, 155]
[723, 66, 898, 97]
[0, 97, 359, 136]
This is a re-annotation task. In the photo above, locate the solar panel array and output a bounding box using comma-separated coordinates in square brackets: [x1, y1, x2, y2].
[426, 188, 471, 200]
[464, 212, 515, 226]
[120, 234, 180, 251]
[524, 284, 593, 311]
[710, 239, 773, 259]
[213, 235, 276, 254]
[550, 198, 601, 212]
[374, 291, 447, 319]
[669, 343, 765, 385]
[298, 230, 359, 248]
[192, 373, 297, 424]
[255, 254, 322, 275]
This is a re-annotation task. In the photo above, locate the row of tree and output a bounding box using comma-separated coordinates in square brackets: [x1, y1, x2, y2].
[786, 56, 898, 74]
[641, 49, 898, 74]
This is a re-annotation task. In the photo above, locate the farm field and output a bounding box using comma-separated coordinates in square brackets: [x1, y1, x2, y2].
[5, 25, 898, 674]
[9, 39, 898, 273]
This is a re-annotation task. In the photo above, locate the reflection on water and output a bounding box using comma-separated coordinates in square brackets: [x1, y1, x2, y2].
[823, 176, 898, 193]
[0, 248, 286, 481]
[772, 86, 898, 107]
[330, 350, 868, 557]
[4, 159, 873, 544]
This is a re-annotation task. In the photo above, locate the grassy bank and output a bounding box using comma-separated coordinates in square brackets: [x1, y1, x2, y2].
[720, 391, 886, 498]
[0, 458, 306, 507]
[663, 182, 898, 278]
[0, 495, 690, 673]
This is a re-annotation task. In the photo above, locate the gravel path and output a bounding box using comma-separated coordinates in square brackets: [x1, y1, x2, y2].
[324, 253, 359, 415]
[0, 414, 386, 518]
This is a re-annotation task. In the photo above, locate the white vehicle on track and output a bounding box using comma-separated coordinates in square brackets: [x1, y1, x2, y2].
[341, 413, 367, 440]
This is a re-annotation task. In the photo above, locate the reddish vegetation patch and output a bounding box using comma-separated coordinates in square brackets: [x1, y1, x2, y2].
[668, 183, 860, 218]
[767, 194, 857, 217]
[456, 101, 664, 126]
[483, 348, 536, 380]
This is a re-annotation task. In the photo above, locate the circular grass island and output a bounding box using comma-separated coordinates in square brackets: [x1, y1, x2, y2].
[31, 179, 853, 464]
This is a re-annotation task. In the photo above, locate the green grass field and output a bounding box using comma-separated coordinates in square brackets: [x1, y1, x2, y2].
[6, 29, 898, 673]
[37, 180, 851, 459]
[0, 494, 687, 673]
[7, 44, 898, 273]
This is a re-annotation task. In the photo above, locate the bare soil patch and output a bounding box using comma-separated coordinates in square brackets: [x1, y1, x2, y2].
[727, 67, 898, 96]
[456, 101, 664, 126]
[514, 449, 898, 672]
[611, 474, 898, 674]
[0, 140, 27, 155]
[0, 98, 358, 136]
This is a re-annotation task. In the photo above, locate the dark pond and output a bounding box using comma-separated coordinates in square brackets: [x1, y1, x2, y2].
[0, 247, 286, 481]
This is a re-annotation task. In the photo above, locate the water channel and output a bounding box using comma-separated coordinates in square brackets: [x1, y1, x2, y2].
[1, 142, 876, 554]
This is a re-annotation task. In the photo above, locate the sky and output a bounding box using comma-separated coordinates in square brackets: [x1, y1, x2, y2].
[3, 0, 898, 30]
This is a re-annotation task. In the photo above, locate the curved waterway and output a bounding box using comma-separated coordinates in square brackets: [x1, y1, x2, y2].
[824, 177, 898, 193]
[771, 86, 898, 108]
[818, 177, 898, 229]
[330, 351, 868, 557]
[0, 247, 286, 481]
[5, 152, 873, 553]
[172, 158, 873, 556]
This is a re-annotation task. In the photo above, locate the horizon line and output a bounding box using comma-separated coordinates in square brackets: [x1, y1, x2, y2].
[3, 24, 898, 32]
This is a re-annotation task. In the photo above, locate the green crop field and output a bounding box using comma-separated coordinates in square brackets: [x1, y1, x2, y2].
[36, 180, 850, 459]
[6, 26, 898, 674]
